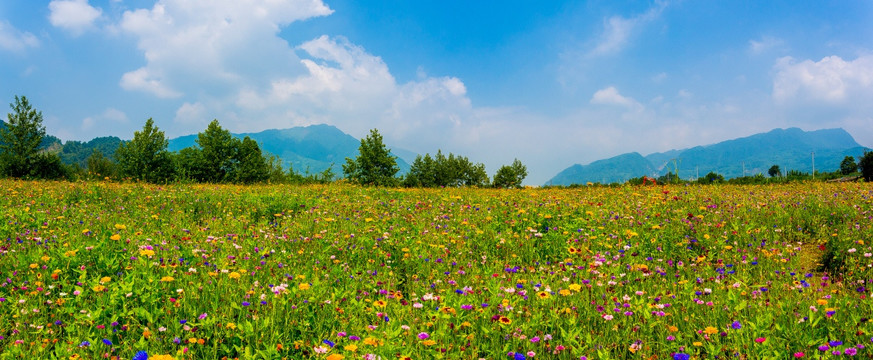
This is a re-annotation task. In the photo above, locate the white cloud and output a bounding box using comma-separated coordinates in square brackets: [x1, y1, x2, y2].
[119, 67, 182, 98]
[234, 35, 474, 152]
[174, 102, 207, 125]
[117, 0, 334, 98]
[748, 35, 784, 55]
[588, 1, 668, 57]
[49, 0, 102, 36]
[773, 55, 873, 104]
[590, 86, 642, 109]
[82, 108, 128, 131]
[0, 21, 39, 53]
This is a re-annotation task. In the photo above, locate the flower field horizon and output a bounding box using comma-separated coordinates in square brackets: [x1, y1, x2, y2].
[1, 179, 872, 359]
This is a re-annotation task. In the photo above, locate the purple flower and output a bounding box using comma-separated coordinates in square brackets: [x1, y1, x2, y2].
[819, 345, 830, 351]
[418, 332, 430, 340]
[673, 353, 690, 360]
[102, 339, 112, 346]
[132, 351, 148, 360]
[323, 339, 335, 347]
[199, 313, 208, 320]
[845, 348, 857, 356]
[242, 301, 251, 307]
[730, 321, 742, 329]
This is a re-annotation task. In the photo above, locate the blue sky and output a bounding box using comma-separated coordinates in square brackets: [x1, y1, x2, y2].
[1, 0, 872, 184]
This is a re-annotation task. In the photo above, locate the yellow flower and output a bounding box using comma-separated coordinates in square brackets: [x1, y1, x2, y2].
[559, 289, 572, 296]
[110, 234, 121, 241]
[298, 283, 311, 290]
[537, 291, 551, 299]
[668, 325, 678, 332]
[421, 340, 436, 346]
[30, 263, 39, 269]
[115, 224, 127, 230]
[139, 249, 155, 257]
[161, 276, 174, 282]
[363, 337, 382, 346]
[693, 342, 703, 346]
[703, 326, 718, 335]
[373, 300, 386, 307]
[188, 338, 198, 344]
[326, 355, 344, 360]
[229, 272, 241, 279]
[151, 356, 175, 360]
[92, 285, 105, 292]
[817, 299, 828, 305]
[226, 322, 237, 329]
[569, 283, 582, 291]
[344, 344, 358, 352]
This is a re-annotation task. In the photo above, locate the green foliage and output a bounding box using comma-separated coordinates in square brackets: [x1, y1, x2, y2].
[196, 120, 240, 182]
[492, 158, 527, 188]
[840, 155, 858, 175]
[403, 150, 489, 188]
[697, 171, 725, 184]
[0, 95, 68, 179]
[86, 149, 115, 179]
[115, 118, 176, 183]
[768, 165, 781, 177]
[860, 151, 873, 181]
[59, 136, 122, 168]
[234, 136, 269, 184]
[342, 129, 399, 186]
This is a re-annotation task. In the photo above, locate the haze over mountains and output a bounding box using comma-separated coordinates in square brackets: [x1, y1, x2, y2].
[166, 124, 414, 176]
[546, 128, 870, 186]
[7, 120, 868, 185]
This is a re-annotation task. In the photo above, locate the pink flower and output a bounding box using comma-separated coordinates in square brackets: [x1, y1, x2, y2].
[794, 352, 805, 357]
[755, 337, 766, 343]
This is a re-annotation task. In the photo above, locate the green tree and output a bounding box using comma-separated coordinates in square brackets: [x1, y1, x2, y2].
[492, 159, 527, 188]
[86, 149, 115, 179]
[697, 171, 725, 184]
[196, 120, 239, 183]
[768, 165, 781, 178]
[234, 136, 269, 184]
[860, 151, 873, 182]
[0, 95, 49, 178]
[840, 156, 858, 175]
[342, 129, 399, 186]
[115, 118, 175, 183]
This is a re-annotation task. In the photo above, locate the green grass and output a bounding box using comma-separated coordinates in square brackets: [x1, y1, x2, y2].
[0, 180, 871, 359]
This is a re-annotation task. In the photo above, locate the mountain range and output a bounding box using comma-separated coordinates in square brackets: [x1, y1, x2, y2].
[546, 128, 870, 185]
[166, 124, 414, 176]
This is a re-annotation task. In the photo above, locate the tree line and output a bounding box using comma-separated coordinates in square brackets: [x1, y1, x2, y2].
[0, 95, 528, 187]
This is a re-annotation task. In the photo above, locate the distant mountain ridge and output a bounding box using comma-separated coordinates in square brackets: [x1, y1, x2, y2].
[167, 124, 413, 175]
[546, 128, 870, 186]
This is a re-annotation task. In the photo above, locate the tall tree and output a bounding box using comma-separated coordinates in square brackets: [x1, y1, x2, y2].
[840, 156, 858, 175]
[0, 95, 47, 178]
[768, 165, 781, 178]
[860, 151, 873, 182]
[115, 118, 175, 183]
[234, 136, 269, 184]
[343, 129, 399, 186]
[196, 119, 239, 183]
[492, 159, 528, 189]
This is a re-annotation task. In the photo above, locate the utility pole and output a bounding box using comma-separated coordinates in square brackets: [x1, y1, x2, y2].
[742, 161, 746, 177]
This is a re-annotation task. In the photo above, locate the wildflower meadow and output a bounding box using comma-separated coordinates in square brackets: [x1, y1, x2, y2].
[1, 179, 872, 359]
